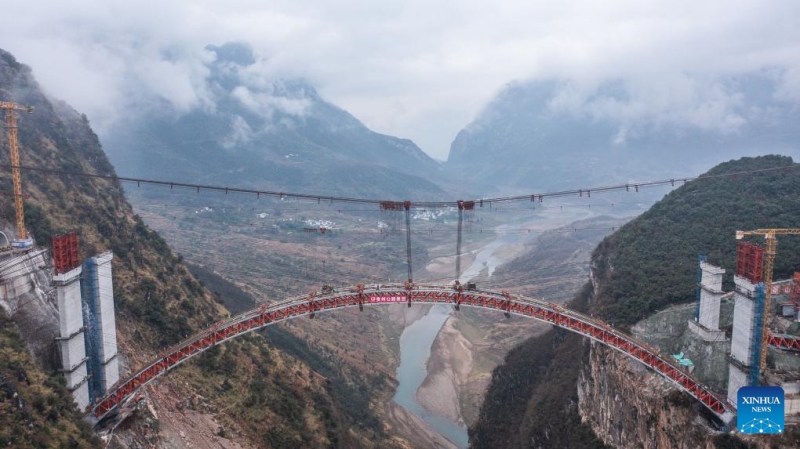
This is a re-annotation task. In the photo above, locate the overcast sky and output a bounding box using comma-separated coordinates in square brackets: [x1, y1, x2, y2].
[2, 1, 799, 160]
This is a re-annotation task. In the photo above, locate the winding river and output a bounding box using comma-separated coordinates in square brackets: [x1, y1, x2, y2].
[392, 304, 466, 447]
[391, 209, 597, 447]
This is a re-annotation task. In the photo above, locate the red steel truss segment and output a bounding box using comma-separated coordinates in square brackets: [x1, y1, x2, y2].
[92, 284, 734, 420]
[767, 331, 800, 351]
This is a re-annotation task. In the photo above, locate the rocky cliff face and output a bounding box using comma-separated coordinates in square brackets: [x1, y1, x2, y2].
[577, 342, 800, 449]
[578, 343, 718, 449]
[0, 249, 57, 366]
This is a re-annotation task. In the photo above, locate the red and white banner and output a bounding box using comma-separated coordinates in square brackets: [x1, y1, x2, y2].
[368, 294, 406, 303]
[772, 285, 793, 295]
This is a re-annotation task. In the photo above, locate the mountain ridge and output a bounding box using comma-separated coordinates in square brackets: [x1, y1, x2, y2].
[102, 42, 448, 199]
[447, 78, 800, 192]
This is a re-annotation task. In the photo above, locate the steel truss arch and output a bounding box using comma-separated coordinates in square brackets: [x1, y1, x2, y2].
[92, 284, 735, 422]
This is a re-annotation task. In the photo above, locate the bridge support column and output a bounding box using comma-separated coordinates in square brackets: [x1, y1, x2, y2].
[82, 252, 119, 400]
[727, 363, 748, 407]
[689, 261, 727, 341]
[698, 262, 725, 331]
[53, 266, 90, 411]
[727, 275, 763, 405]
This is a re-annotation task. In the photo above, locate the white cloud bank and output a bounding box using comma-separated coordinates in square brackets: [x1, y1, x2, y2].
[2, 0, 799, 159]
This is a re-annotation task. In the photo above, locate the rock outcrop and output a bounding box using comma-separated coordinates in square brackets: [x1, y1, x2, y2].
[578, 343, 717, 449]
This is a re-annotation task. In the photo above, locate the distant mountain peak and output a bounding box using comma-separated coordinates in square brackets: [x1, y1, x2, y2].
[446, 75, 800, 191]
[205, 42, 256, 66]
[101, 43, 444, 198]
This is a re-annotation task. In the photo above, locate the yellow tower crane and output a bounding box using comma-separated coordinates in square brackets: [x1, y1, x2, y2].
[1, 101, 34, 248]
[735, 228, 800, 378]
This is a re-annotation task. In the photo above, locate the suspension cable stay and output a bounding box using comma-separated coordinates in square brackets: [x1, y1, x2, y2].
[404, 201, 412, 283]
[456, 204, 463, 281]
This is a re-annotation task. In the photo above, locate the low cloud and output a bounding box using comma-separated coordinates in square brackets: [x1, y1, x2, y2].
[132, 53, 215, 113]
[231, 85, 311, 120]
[221, 115, 254, 149]
[1, 1, 799, 158]
[548, 76, 750, 142]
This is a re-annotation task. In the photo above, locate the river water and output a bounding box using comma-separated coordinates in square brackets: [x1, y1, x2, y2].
[391, 209, 596, 448]
[391, 304, 467, 447]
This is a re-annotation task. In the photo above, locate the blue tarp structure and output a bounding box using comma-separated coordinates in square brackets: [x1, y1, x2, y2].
[672, 352, 694, 367]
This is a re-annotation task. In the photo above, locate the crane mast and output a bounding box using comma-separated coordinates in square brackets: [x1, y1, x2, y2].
[736, 228, 800, 379]
[1, 101, 34, 247]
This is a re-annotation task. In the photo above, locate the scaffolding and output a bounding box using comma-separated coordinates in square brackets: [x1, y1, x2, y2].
[80, 257, 103, 402]
[748, 283, 766, 386]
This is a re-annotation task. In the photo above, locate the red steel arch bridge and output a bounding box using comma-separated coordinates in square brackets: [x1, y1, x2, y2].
[91, 283, 738, 423]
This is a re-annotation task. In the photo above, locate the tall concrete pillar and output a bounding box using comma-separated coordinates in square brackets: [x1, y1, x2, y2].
[727, 364, 748, 406]
[699, 262, 725, 330]
[730, 275, 756, 365]
[53, 266, 90, 411]
[727, 275, 762, 408]
[82, 252, 119, 400]
[689, 260, 727, 341]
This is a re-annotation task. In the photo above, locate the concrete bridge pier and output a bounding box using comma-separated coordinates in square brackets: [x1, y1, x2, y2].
[53, 265, 90, 411]
[727, 275, 761, 407]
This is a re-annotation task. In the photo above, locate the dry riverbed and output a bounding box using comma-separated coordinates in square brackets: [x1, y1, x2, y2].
[417, 311, 550, 426]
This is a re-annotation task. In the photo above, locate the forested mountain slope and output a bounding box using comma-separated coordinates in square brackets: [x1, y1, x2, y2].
[0, 313, 100, 448]
[590, 155, 800, 327]
[470, 155, 800, 448]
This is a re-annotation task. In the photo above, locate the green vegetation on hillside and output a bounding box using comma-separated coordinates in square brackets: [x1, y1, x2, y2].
[187, 262, 402, 448]
[183, 334, 354, 449]
[470, 285, 610, 449]
[0, 314, 100, 448]
[471, 155, 800, 447]
[591, 155, 800, 327]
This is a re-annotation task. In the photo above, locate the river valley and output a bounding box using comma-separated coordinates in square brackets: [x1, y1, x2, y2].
[391, 206, 617, 447]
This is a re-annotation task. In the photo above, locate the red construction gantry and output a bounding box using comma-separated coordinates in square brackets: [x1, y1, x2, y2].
[736, 241, 765, 283]
[52, 232, 79, 274]
[379, 201, 405, 211]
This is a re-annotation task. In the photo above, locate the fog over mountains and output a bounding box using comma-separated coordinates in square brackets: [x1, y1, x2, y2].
[102, 43, 446, 198]
[446, 77, 800, 191]
[101, 43, 800, 200]
[102, 43, 800, 200]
